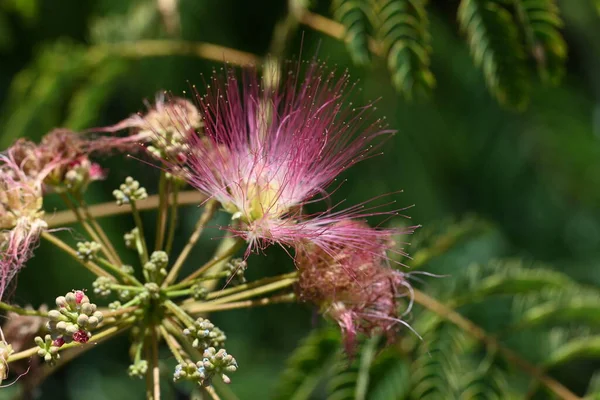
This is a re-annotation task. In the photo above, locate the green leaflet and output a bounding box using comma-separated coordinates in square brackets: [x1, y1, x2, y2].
[371, 0, 435, 100]
[458, 0, 530, 109]
[332, 0, 372, 65]
[511, 0, 566, 84]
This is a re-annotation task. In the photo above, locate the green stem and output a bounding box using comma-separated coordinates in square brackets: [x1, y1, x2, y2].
[164, 300, 196, 326]
[7, 317, 135, 363]
[150, 327, 161, 400]
[200, 272, 298, 302]
[77, 196, 123, 266]
[97, 257, 143, 286]
[6, 346, 38, 362]
[180, 237, 245, 285]
[162, 200, 218, 287]
[154, 172, 168, 251]
[164, 181, 180, 255]
[204, 385, 222, 400]
[41, 232, 114, 280]
[185, 293, 296, 314]
[131, 200, 149, 265]
[166, 272, 229, 293]
[59, 194, 118, 265]
[159, 326, 186, 364]
[166, 289, 194, 299]
[108, 284, 146, 293]
[0, 301, 48, 317]
[186, 278, 297, 309]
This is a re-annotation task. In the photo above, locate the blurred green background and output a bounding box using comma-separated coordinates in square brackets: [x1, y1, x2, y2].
[1, 0, 600, 399]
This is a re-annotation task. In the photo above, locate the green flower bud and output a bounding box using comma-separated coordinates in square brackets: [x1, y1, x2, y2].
[113, 177, 148, 205]
[76, 241, 102, 262]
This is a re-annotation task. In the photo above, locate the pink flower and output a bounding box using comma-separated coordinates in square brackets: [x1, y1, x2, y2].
[0, 149, 50, 300]
[72, 330, 90, 344]
[91, 93, 203, 160]
[295, 221, 413, 353]
[162, 62, 400, 252]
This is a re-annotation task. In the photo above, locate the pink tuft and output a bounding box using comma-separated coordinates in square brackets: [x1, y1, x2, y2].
[74, 290, 85, 304]
[295, 221, 413, 353]
[72, 330, 90, 344]
[52, 337, 65, 348]
[160, 61, 408, 253]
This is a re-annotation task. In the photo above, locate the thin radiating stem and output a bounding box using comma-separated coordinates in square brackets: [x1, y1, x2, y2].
[131, 201, 149, 265]
[151, 327, 161, 400]
[159, 326, 186, 364]
[86, 40, 261, 67]
[0, 301, 47, 317]
[41, 232, 114, 279]
[164, 182, 180, 255]
[59, 194, 118, 265]
[7, 317, 134, 363]
[77, 196, 123, 266]
[183, 278, 297, 311]
[96, 257, 143, 286]
[155, 172, 169, 251]
[162, 200, 218, 287]
[179, 237, 245, 284]
[46, 191, 206, 227]
[164, 300, 196, 326]
[185, 293, 296, 314]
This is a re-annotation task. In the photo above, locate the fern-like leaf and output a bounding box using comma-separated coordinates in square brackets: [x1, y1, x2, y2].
[458, 0, 530, 109]
[370, 0, 435, 99]
[367, 346, 410, 400]
[512, 0, 566, 84]
[273, 328, 341, 400]
[544, 335, 600, 368]
[332, 0, 372, 65]
[326, 335, 379, 400]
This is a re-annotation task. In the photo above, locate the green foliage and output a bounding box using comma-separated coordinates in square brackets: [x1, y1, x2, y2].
[512, 0, 566, 84]
[458, 0, 530, 109]
[272, 328, 341, 400]
[327, 0, 572, 108]
[274, 218, 600, 399]
[371, 0, 435, 99]
[332, 0, 371, 65]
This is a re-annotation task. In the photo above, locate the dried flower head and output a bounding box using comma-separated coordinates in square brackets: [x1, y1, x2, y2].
[296, 221, 412, 352]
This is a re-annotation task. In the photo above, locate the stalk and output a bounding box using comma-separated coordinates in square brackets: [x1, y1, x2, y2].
[41, 232, 114, 280]
[162, 200, 218, 287]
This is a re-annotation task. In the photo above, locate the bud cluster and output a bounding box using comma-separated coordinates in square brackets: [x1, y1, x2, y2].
[76, 241, 102, 262]
[128, 360, 148, 378]
[144, 251, 168, 283]
[34, 335, 60, 365]
[223, 258, 247, 286]
[173, 347, 237, 386]
[45, 290, 104, 346]
[113, 177, 148, 205]
[183, 317, 226, 350]
[124, 228, 140, 249]
[93, 276, 113, 297]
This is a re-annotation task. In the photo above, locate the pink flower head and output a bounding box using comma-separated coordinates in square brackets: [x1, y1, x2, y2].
[0, 148, 50, 301]
[296, 221, 413, 353]
[163, 61, 396, 252]
[92, 93, 203, 161]
[8, 130, 110, 194]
